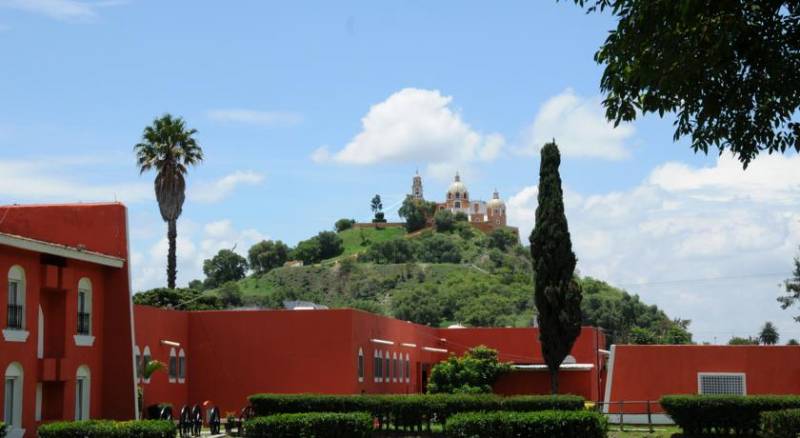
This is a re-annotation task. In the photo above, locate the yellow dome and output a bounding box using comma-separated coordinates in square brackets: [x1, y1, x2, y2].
[447, 172, 468, 195]
[487, 190, 505, 209]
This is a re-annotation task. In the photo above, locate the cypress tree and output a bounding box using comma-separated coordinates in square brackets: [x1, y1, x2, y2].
[530, 141, 583, 394]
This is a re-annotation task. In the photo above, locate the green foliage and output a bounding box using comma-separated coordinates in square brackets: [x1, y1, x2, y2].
[337, 226, 407, 258]
[398, 196, 433, 232]
[570, 0, 800, 167]
[291, 232, 344, 265]
[454, 211, 469, 222]
[248, 240, 289, 274]
[203, 249, 248, 288]
[530, 141, 582, 393]
[392, 285, 443, 326]
[244, 413, 372, 438]
[780, 249, 800, 321]
[728, 336, 760, 345]
[37, 420, 175, 437]
[371, 194, 386, 223]
[788, 338, 799, 346]
[761, 408, 800, 438]
[427, 346, 512, 394]
[454, 294, 515, 327]
[218, 281, 243, 307]
[0, 421, 5, 438]
[435, 210, 456, 232]
[660, 395, 800, 436]
[446, 410, 607, 438]
[487, 228, 519, 252]
[418, 233, 461, 263]
[629, 326, 658, 345]
[133, 287, 223, 310]
[360, 239, 417, 264]
[334, 218, 356, 233]
[760, 321, 780, 345]
[247, 393, 585, 431]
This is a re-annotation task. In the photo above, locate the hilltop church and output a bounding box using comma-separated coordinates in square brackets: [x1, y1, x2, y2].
[411, 171, 515, 233]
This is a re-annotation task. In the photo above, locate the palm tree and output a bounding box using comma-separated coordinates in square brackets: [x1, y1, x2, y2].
[135, 114, 203, 289]
[138, 359, 165, 418]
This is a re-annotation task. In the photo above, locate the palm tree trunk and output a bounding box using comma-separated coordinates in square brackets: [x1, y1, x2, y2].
[167, 219, 177, 289]
[550, 369, 559, 395]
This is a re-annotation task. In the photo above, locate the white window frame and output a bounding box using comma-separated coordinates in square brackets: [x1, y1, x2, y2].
[74, 278, 95, 347]
[142, 346, 152, 384]
[178, 349, 186, 384]
[168, 348, 177, 383]
[4, 266, 28, 343]
[374, 350, 383, 383]
[392, 352, 398, 382]
[133, 346, 142, 383]
[384, 351, 390, 383]
[4, 362, 23, 431]
[697, 372, 747, 395]
[75, 365, 90, 420]
[357, 348, 364, 383]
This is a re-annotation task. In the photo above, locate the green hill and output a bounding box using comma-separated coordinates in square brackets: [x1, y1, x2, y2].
[136, 220, 693, 345]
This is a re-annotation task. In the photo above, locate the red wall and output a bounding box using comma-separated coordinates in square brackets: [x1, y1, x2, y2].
[606, 345, 800, 413]
[0, 203, 136, 434]
[133, 306, 607, 416]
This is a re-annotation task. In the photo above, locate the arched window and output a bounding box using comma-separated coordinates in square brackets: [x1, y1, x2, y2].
[168, 348, 177, 383]
[455, 192, 460, 199]
[7, 266, 25, 330]
[392, 353, 398, 382]
[454, 201, 461, 209]
[405, 353, 411, 383]
[357, 348, 364, 383]
[4, 362, 23, 429]
[384, 351, 390, 383]
[133, 346, 142, 382]
[75, 365, 90, 420]
[178, 349, 186, 384]
[142, 346, 152, 383]
[77, 278, 92, 336]
[374, 350, 382, 383]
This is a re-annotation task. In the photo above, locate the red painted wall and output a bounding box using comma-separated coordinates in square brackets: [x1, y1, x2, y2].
[0, 203, 136, 435]
[133, 305, 607, 416]
[606, 345, 800, 413]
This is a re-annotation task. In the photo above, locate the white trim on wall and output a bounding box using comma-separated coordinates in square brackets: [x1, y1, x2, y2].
[602, 345, 617, 414]
[0, 232, 125, 268]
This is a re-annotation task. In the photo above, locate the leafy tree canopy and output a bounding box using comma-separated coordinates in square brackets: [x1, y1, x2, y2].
[334, 218, 356, 233]
[728, 336, 760, 345]
[248, 240, 290, 275]
[759, 321, 780, 345]
[434, 210, 456, 232]
[427, 346, 512, 394]
[570, 0, 800, 167]
[133, 287, 223, 310]
[398, 196, 432, 232]
[779, 248, 800, 321]
[487, 228, 520, 252]
[203, 249, 248, 288]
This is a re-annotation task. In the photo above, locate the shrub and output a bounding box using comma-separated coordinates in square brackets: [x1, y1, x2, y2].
[37, 420, 175, 437]
[0, 421, 5, 438]
[334, 218, 356, 233]
[762, 408, 800, 438]
[661, 395, 800, 436]
[435, 210, 456, 232]
[427, 346, 512, 394]
[244, 412, 372, 438]
[248, 393, 585, 430]
[446, 410, 607, 438]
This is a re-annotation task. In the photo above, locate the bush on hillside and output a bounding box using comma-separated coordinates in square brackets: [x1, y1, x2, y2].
[399, 196, 432, 233]
[434, 210, 456, 232]
[661, 395, 800, 436]
[360, 239, 417, 264]
[37, 420, 175, 437]
[248, 240, 290, 274]
[392, 284, 443, 326]
[418, 234, 461, 263]
[487, 228, 519, 252]
[762, 408, 800, 438]
[203, 249, 248, 288]
[133, 287, 223, 310]
[334, 218, 356, 232]
[291, 231, 344, 264]
[446, 411, 607, 438]
[244, 412, 372, 438]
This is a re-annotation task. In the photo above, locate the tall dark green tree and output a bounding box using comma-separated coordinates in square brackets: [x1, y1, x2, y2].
[135, 114, 203, 288]
[203, 249, 248, 288]
[779, 248, 800, 321]
[530, 141, 583, 394]
[370, 194, 386, 223]
[759, 321, 779, 345]
[568, 0, 800, 167]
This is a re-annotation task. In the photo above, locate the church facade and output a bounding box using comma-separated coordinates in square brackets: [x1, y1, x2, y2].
[412, 172, 513, 233]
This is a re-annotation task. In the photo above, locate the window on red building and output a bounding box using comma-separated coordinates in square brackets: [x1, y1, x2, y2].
[178, 349, 186, 383]
[384, 353, 390, 382]
[6, 266, 25, 330]
[357, 348, 364, 383]
[168, 348, 177, 383]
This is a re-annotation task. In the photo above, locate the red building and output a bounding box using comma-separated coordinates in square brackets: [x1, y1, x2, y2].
[133, 305, 607, 416]
[0, 204, 137, 438]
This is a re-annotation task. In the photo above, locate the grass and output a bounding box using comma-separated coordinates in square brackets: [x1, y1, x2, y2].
[608, 426, 680, 437]
[337, 226, 407, 258]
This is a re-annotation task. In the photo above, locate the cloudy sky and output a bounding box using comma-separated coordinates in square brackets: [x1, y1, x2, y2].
[1, 0, 799, 343]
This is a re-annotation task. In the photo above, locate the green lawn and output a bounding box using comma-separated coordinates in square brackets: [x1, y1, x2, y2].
[337, 226, 407, 258]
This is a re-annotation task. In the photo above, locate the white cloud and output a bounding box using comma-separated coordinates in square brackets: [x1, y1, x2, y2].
[521, 88, 634, 160]
[131, 218, 266, 292]
[189, 170, 265, 203]
[0, 0, 122, 21]
[207, 109, 303, 127]
[0, 158, 151, 203]
[313, 88, 504, 176]
[507, 154, 800, 343]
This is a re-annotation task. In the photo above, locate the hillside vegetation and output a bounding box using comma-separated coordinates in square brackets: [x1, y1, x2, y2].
[135, 220, 692, 345]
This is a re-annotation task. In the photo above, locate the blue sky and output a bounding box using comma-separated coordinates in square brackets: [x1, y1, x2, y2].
[2, 0, 800, 343]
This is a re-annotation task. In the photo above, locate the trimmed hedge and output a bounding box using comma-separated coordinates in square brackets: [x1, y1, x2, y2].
[37, 420, 176, 437]
[761, 408, 800, 438]
[445, 410, 608, 438]
[244, 412, 372, 438]
[248, 393, 585, 429]
[661, 395, 800, 436]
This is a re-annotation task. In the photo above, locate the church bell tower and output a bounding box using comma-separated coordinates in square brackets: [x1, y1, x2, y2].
[412, 170, 423, 200]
